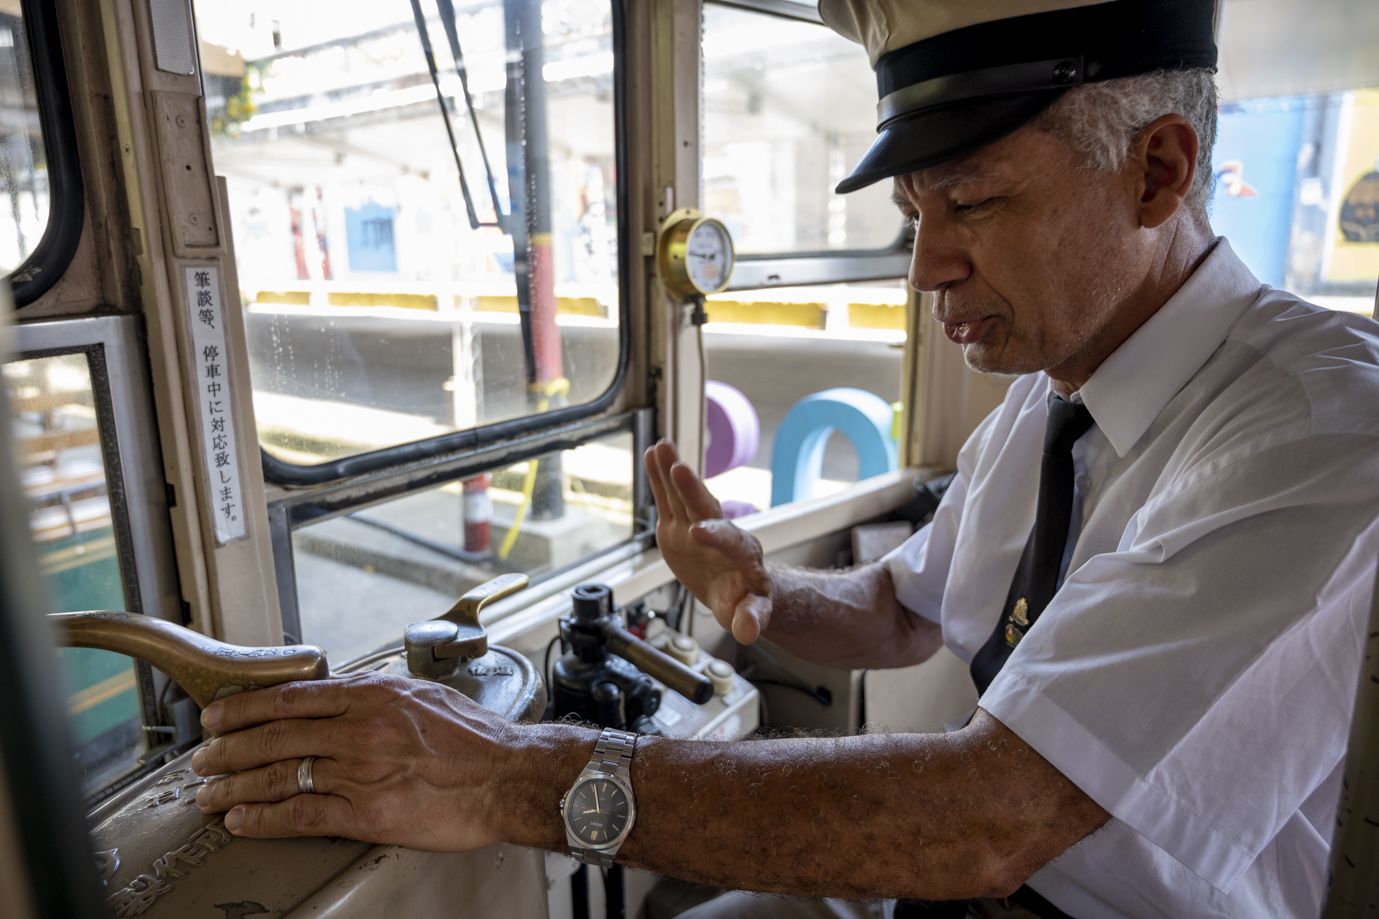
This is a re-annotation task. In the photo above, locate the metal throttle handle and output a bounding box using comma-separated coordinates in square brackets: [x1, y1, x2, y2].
[405, 572, 530, 678]
[49, 611, 329, 708]
[605, 624, 714, 704]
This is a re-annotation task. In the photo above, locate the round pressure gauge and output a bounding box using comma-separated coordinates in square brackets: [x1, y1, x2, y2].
[656, 209, 735, 300]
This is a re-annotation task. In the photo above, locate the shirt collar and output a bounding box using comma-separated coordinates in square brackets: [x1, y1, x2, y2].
[1069, 238, 1262, 458]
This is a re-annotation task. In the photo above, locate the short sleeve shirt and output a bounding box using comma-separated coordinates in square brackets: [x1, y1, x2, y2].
[883, 239, 1379, 917]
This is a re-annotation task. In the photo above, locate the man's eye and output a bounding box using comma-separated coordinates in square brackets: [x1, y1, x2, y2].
[952, 197, 994, 214]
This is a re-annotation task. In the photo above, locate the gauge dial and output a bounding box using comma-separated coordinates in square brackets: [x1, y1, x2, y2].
[657, 210, 736, 299]
[565, 776, 632, 847]
[684, 220, 732, 294]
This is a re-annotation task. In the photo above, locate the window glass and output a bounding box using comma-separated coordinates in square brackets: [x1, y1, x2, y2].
[700, 281, 907, 514]
[194, 0, 621, 465]
[702, 4, 901, 255]
[291, 428, 637, 663]
[0, 7, 50, 274]
[3, 354, 146, 797]
[1212, 89, 1379, 315]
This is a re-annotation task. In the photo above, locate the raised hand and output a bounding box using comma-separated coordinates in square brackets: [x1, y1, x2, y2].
[643, 440, 773, 644]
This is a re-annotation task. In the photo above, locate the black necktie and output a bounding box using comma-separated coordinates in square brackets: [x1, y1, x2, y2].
[970, 397, 1095, 696]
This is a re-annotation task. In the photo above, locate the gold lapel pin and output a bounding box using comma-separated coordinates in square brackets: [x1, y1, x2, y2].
[1005, 623, 1024, 648]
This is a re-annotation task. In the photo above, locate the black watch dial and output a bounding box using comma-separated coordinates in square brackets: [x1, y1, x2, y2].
[567, 777, 631, 846]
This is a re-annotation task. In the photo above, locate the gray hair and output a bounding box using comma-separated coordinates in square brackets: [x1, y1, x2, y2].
[1032, 68, 1218, 218]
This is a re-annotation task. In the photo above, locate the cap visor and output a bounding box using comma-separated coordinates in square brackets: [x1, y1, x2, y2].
[835, 92, 1065, 194]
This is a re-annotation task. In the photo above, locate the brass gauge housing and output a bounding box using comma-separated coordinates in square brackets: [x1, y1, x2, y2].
[656, 208, 735, 300]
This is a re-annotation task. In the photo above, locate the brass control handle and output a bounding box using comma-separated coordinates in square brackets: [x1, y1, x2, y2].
[50, 611, 329, 708]
[406, 573, 530, 678]
[441, 572, 530, 627]
[605, 624, 714, 705]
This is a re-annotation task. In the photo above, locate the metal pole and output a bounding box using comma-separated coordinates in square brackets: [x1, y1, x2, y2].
[1322, 557, 1379, 916]
[504, 0, 565, 520]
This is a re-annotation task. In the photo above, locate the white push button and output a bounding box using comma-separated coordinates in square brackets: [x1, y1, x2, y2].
[669, 634, 699, 665]
[706, 659, 735, 695]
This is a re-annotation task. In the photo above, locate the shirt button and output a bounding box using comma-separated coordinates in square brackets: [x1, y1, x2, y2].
[1076, 474, 1092, 491]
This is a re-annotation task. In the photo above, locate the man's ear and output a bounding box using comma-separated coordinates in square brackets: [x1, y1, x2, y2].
[1130, 114, 1199, 228]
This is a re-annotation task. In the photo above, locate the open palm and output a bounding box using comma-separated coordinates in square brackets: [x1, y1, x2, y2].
[644, 440, 773, 644]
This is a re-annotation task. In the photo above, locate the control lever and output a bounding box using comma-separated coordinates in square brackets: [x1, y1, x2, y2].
[603, 621, 712, 705]
[49, 611, 328, 707]
[549, 583, 713, 732]
[405, 572, 529, 678]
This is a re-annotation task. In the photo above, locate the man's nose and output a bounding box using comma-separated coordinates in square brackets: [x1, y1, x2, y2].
[908, 217, 970, 292]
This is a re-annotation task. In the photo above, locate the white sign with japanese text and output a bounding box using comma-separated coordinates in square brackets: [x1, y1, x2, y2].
[184, 265, 246, 544]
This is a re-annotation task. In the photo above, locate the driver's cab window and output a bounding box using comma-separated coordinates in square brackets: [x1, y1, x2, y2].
[194, 0, 635, 663]
[4, 355, 145, 797]
[699, 3, 912, 514]
[194, 0, 623, 465]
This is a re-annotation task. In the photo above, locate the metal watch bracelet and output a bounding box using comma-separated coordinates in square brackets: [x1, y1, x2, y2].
[591, 727, 636, 778]
[570, 728, 637, 868]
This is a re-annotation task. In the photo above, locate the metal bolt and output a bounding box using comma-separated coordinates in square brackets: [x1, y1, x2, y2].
[1053, 60, 1079, 83]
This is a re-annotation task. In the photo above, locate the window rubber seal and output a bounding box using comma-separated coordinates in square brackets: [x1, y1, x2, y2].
[10, 0, 85, 308]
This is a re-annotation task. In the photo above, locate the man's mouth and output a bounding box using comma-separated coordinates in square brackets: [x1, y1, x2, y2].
[943, 316, 995, 345]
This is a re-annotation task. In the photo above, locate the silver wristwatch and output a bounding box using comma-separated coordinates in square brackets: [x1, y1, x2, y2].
[560, 728, 637, 867]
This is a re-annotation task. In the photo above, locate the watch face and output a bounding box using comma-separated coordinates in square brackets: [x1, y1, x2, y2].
[565, 776, 632, 847]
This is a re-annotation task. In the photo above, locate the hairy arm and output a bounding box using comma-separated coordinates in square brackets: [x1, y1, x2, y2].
[195, 677, 1109, 901]
[757, 561, 941, 668]
[646, 441, 941, 669]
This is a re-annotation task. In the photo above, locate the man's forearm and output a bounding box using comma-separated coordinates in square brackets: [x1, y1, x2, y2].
[759, 562, 942, 669]
[499, 714, 1106, 901]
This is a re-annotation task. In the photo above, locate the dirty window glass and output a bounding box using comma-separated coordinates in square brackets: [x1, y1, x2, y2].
[290, 428, 637, 663]
[3, 353, 147, 798]
[702, 4, 902, 255]
[194, 0, 621, 465]
[0, 8, 50, 274]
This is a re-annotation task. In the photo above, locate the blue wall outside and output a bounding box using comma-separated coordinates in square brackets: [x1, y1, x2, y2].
[1211, 99, 1307, 288]
[345, 202, 399, 274]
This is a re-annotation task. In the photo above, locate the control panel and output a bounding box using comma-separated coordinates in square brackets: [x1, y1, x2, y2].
[646, 630, 759, 741]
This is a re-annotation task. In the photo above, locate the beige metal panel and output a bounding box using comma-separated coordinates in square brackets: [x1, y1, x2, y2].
[897, 286, 920, 466]
[1322, 559, 1379, 916]
[910, 292, 1013, 469]
[150, 92, 220, 252]
[285, 845, 548, 918]
[96, 0, 281, 644]
[645, 0, 707, 471]
[1218, 0, 1379, 102]
[16, 0, 143, 318]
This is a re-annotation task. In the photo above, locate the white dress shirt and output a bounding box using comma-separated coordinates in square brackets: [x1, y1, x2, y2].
[884, 239, 1379, 917]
